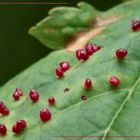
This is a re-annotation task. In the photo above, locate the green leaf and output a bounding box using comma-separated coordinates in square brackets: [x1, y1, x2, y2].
[1, 0, 140, 139]
[29, 2, 99, 50]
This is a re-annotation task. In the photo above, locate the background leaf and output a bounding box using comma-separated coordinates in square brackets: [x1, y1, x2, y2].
[29, 2, 100, 50]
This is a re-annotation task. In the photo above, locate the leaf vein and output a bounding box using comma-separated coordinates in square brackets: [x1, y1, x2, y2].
[101, 75, 140, 140]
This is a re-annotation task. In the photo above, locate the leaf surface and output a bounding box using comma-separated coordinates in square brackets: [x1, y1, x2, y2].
[1, 0, 140, 140]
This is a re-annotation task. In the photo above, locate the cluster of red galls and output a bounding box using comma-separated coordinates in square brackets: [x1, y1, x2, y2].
[56, 43, 128, 87]
[76, 44, 102, 61]
[0, 89, 55, 136]
[12, 88, 55, 105]
[0, 48, 127, 137]
[56, 61, 71, 78]
[0, 19, 138, 137]
[83, 48, 127, 88]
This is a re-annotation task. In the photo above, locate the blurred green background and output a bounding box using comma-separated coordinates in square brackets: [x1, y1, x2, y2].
[0, 0, 123, 86]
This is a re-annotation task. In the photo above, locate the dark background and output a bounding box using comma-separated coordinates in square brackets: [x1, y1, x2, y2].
[0, 0, 123, 86]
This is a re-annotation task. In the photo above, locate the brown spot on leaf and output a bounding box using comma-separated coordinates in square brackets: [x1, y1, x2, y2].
[65, 16, 119, 52]
[81, 95, 87, 101]
[64, 88, 70, 93]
